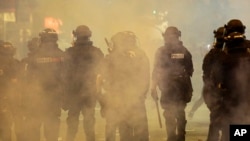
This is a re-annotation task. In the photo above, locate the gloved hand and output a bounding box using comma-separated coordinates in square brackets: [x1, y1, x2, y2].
[188, 110, 194, 119]
[151, 89, 159, 101]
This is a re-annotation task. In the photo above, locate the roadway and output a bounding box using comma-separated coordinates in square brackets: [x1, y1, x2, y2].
[55, 99, 210, 141]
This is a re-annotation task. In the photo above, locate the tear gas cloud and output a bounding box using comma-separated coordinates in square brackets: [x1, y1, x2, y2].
[4, 0, 250, 140]
[33, 0, 250, 122]
[32, 0, 250, 58]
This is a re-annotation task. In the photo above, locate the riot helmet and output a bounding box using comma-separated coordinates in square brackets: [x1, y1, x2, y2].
[39, 28, 58, 42]
[162, 26, 181, 38]
[224, 19, 246, 43]
[72, 25, 92, 39]
[27, 37, 40, 52]
[110, 31, 137, 52]
[213, 26, 225, 47]
[0, 41, 16, 56]
[212, 27, 226, 49]
[162, 26, 181, 44]
[214, 27, 225, 39]
[225, 19, 245, 35]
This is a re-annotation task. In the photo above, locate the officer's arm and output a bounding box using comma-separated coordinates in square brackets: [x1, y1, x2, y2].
[185, 50, 194, 77]
[151, 49, 161, 100]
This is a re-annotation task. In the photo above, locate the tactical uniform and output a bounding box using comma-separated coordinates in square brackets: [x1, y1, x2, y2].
[4, 42, 25, 141]
[0, 41, 20, 141]
[213, 19, 250, 141]
[21, 37, 40, 65]
[64, 25, 104, 141]
[100, 31, 150, 141]
[152, 27, 193, 141]
[202, 27, 225, 141]
[25, 28, 65, 141]
[16, 37, 40, 141]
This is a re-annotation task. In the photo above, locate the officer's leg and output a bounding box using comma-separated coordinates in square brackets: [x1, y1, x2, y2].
[207, 108, 221, 141]
[176, 102, 187, 141]
[44, 100, 61, 141]
[133, 102, 149, 141]
[0, 112, 12, 141]
[66, 103, 81, 141]
[25, 115, 42, 141]
[220, 111, 232, 141]
[0, 126, 11, 141]
[119, 120, 133, 141]
[82, 97, 96, 141]
[221, 121, 229, 141]
[105, 108, 119, 141]
[207, 123, 220, 141]
[105, 121, 117, 141]
[105, 104, 124, 141]
[163, 105, 177, 141]
[12, 102, 27, 141]
[13, 116, 26, 141]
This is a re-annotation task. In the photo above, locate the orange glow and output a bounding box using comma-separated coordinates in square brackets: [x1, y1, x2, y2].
[44, 17, 63, 33]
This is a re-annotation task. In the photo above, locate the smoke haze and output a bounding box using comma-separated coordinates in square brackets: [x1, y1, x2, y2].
[23, 0, 250, 127]
[4, 0, 250, 140]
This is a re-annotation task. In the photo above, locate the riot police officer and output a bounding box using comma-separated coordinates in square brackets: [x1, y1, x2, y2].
[25, 28, 65, 141]
[214, 19, 250, 141]
[64, 25, 104, 141]
[22, 37, 40, 64]
[202, 26, 225, 141]
[4, 41, 25, 141]
[0, 41, 20, 141]
[98, 31, 150, 141]
[151, 26, 193, 141]
[17, 37, 40, 141]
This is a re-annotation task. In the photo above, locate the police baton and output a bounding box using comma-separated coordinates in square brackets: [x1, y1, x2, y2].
[104, 38, 112, 53]
[152, 89, 162, 128]
[155, 99, 162, 128]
